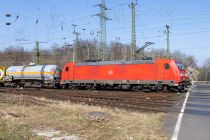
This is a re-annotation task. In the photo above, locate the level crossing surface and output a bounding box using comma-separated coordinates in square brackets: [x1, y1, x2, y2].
[173, 83, 210, 140]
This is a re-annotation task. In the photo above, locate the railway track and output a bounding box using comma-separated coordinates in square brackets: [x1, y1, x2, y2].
[0, 87, 186, 112]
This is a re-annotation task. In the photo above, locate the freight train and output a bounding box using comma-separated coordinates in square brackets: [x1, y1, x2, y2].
[1, 59, 190, 92]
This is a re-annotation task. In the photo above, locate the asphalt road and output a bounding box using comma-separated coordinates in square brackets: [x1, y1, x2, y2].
[177, 83, 210, 140]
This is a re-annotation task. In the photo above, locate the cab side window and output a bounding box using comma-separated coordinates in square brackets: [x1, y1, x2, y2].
[65, 67, 69, 72]
[164, 63, 170, 70]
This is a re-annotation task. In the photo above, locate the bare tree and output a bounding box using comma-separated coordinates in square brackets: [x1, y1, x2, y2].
[0, 46, 32, 67]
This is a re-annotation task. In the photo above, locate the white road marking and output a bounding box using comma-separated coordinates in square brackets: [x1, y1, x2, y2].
[171, 87, 192, 140]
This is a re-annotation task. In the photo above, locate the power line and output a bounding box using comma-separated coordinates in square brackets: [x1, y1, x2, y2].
[106, 11, 210, 32]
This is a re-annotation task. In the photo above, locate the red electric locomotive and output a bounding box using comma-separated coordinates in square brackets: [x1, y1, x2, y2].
[61, 59, 189, 91]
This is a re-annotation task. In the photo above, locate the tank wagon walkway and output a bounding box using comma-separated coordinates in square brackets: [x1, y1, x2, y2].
[172, 83, 210, 140]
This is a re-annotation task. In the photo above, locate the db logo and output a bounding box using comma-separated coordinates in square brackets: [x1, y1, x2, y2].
[108, 70, 113, 75]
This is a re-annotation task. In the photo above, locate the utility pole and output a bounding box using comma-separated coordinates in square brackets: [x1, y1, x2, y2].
[34, 41, 48, 64]
[87, 44, 90, 60]
[35, 41, 40, 64]
[95, 0, 111, 61]
[129, 1, 138, 61]
[72, 24, 80, 62]
[165, 25, 171, 59]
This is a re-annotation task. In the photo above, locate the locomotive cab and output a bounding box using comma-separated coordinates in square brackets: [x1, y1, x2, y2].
[176, 62, 188, 81]
[156, 59, 190, 92]
[175, 62, 191, 89]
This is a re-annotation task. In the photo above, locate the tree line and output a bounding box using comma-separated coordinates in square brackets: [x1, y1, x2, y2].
[0, 39, 206, 81]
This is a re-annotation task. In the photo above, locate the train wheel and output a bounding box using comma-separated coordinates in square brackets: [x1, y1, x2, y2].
[131, 85, 139, 92]
[16, 83, 23, 89]
[149, 85, 158, 92]
[85, 84, 92, 90]
[55, 84, 61, 89]
[69, 84, 76, 90]
[95, 84, 101, 90]
[163, 85, 169, 92]
[178, 85, 185, 93]
[170, 87, 178, 92]
[62, 84, 69, 89]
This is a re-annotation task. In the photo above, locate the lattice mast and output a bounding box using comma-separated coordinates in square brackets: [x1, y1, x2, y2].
[95, 0, 110, 61]
[129, 1, 138, 61]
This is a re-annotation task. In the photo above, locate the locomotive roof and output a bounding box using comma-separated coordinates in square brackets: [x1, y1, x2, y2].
[76, 60, 155, 66]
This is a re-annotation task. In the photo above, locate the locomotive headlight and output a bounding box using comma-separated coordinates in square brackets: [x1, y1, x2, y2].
[180, 73, 187, 77]
[183, 73, 187, 77]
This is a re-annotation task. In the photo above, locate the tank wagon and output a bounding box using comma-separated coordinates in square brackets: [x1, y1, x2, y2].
[61, 59, 189, 91]
[0, 66, 6, 86]
[3, 65, 61, 88]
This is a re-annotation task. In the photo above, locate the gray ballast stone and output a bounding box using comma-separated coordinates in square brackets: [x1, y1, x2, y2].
[87, 111, 109, 122]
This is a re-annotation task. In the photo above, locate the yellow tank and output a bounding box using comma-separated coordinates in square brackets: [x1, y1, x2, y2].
[0, 66, 5, 84]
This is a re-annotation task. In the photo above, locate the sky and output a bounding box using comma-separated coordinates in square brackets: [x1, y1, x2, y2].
[0, 0, 210, 66]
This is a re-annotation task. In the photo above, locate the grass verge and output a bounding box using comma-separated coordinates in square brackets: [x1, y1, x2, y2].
[0, 93, 168, 140]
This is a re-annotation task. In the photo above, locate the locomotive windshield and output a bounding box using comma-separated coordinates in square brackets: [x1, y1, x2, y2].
[176, 63, 185, 70]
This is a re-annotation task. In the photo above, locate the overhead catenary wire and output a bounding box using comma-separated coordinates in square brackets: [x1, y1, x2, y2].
[0, 2, 208, 67]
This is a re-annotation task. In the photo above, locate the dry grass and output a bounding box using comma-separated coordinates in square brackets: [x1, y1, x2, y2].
[0, 93, 168, 140]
